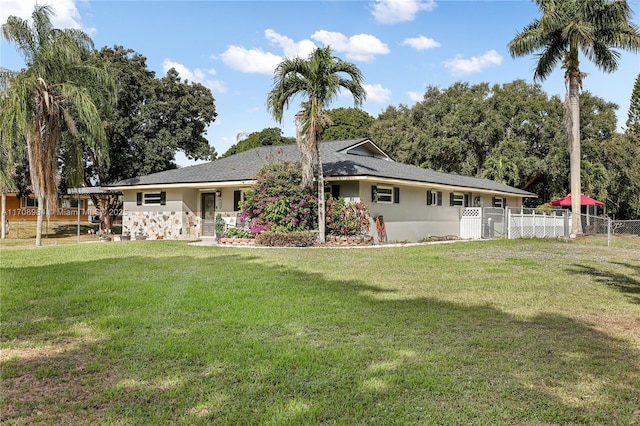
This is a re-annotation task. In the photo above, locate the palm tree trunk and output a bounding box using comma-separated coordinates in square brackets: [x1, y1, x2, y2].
[35, 194, 44, 246]
[568, 74, 583, 235]
[317, 146, 326, 244]
[294, 112, 314, 189]
[1, 192, 6, 239]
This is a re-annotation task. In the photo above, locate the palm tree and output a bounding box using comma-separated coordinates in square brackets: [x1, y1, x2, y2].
[0, 67, 19, 240]
[482, 155, 519, 186]
[1, 4, 114, 245]
[509, 0, 640, 235]
[267, 46, 366, 243]
[0, 141, 17, 240]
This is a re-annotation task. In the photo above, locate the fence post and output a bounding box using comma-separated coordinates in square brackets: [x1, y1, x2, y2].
[507, 209, 511, 239]
[607, 216, 611, 248]
[532, 210, 536, 238]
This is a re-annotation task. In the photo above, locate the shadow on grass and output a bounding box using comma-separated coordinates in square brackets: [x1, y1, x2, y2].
[2, 250, 639, 424]
[569, 261, 640, 304]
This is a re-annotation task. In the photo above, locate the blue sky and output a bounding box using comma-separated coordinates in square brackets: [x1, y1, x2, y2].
[1, 0, 638, 167]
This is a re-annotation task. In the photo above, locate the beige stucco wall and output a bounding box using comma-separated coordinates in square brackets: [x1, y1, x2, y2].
[122, 188, 201, 240]
[359, 183, 523, 242]
[120, 183, 527, 242]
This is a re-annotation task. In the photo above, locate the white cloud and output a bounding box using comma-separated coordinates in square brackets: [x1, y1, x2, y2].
[363, 84, 391, 103]
[444, 49, 503, 76]
[312, 30, 389, 62]
[162, 59, 227, 93]
[408, 91, 423, 102]
[402, 35, 440, 51]
[264, 29, 317, 58]
[1, 0, 95, 35]
[372, 0, 437, 25]
[219, 45, 282, 75]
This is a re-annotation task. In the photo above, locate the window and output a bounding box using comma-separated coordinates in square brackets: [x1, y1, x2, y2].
[24, 197, 38, 207]
[325, 184, 340, 199]
[62, 198, 82, 209]
[449, 192, 469, 207]
[137, 192, 166, 206]
[492, 197, 507, 208]
[233, 190, 245, 211]
[427, 190, 442, 206]
[372, 185, 393, 203]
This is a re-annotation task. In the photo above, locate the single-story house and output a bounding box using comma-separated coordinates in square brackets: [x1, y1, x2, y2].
[105, 138, 536, 242]
[2, 191, 97, 222]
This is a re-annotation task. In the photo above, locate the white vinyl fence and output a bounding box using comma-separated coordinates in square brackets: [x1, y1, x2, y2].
[507, 208, 569, 239]
[487, 207, 638, 247]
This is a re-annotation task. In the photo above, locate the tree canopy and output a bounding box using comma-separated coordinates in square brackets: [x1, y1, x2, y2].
[323, 107, 374, 141]
[222, 127, 295, 158]
[89, 46, 217, 186]
[368, 79, 627, 211]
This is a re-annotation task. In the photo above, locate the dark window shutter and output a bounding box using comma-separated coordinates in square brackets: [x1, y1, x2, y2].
[492, 197, 497, 206]
[427, 190, 433, 206]
[160, 192, 166, 206]
[464, 194, 470, 207]
[371, 185, 377, 203]
[137, 192, 142, 206]
[450, 193, 455, 206]
[503, 198, 507, 207]
[234, 190, 242, 211]
[394, 187, 400, 204]
[437, 191, 443, 206]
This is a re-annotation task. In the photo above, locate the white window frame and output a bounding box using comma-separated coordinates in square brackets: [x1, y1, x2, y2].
[141, 192, 166, 206]
[427, 190, 442, 206]
[375, 186, 393, 204]
[23, 197, 38, 208]
[451, 192, 466, 207]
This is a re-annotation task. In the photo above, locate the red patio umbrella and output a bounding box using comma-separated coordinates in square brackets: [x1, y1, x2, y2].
[549, 193, 605, 207]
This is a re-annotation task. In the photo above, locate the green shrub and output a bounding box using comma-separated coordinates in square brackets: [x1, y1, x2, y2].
[255, 231, 317, 247]
[326, 197, 371, 236]
[224, 227, 253, 238]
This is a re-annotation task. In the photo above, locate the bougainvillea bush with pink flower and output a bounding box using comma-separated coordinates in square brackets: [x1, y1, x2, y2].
[325, 197, 371, 236]
[239, 162, 318, 235]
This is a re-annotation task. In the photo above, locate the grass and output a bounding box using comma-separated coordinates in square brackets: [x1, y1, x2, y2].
[1, 221, 121, 247]
[1, 237, 639, 424]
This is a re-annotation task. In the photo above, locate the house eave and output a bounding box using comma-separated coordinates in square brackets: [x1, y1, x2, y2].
[325, 175, 536, 198]
[103, 180, 257, 191]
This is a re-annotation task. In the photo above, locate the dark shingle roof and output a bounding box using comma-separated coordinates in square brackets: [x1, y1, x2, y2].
[109, 138, 535, 196]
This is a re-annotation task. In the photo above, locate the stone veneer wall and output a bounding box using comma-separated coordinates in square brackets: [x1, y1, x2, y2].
[123, 211, 201, 240]
[182, 211, 201, 239]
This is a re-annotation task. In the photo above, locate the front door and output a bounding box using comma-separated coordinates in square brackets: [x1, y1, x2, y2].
[201, 193, 216, 237]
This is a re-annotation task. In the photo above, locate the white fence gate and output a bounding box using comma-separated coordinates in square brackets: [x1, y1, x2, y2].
[460, 208, 482, 239]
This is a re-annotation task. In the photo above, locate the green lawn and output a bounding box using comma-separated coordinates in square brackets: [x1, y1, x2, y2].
[1, 238, 638, 424]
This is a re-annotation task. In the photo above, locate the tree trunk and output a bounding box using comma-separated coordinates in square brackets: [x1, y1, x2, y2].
[294, 112, 314, 190]
[35, 194, 44, 246]
[90, 193, 119, 233]
[568, 74, 583, 235]
[1, 192, 6, 239]
[300, 144, 314, 190]
[316, 144, 326, 244]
